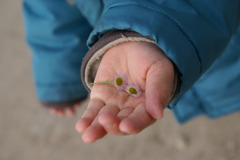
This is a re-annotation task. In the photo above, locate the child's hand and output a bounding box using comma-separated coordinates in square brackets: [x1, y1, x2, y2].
[49, 104, 81, 116]
[43, 98, 87, 116]
[76, 41, 175, 143]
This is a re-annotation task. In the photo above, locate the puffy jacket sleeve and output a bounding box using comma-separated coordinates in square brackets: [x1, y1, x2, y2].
[87, 0, 240, 108]
[23, 0, 92, 104]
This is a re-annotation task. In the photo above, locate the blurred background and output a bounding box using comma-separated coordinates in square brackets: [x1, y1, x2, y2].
[0, 1, 240, 160]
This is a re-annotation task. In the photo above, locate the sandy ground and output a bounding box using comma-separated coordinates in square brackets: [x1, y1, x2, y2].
[0, 1, 240, 160]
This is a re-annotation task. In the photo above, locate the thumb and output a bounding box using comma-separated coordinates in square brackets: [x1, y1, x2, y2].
[145, 59, 175, 119]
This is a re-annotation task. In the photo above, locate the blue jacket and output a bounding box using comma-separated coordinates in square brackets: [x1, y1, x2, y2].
[23, 0, 240, 123]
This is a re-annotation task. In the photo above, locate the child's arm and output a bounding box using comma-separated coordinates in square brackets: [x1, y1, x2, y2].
[86, 0, 240, 109]
[23, 0, 92, 115]
[76, 0, 240, 143]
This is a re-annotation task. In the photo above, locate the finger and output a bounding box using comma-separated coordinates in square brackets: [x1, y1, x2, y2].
[76, 98, 105, 133]
[98, 105, 122, 135]
[81, 113, 107, 143]
[117, 107, 134, 119]
[146, 60, 174, 119]
[66, 107, 75, 116]
[56, 109, 65, 116]
[75, 117, 92, 133]
[81, 121, 107, 144]
[50, 108, 64, 116]
[82, 98, 105, 118]
[119, 103, 155, 134]
[74, 103, 81, 109]
[49, 108, 58, 115]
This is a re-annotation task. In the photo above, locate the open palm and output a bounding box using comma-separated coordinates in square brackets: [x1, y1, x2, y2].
[76, 41, 175, 143]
